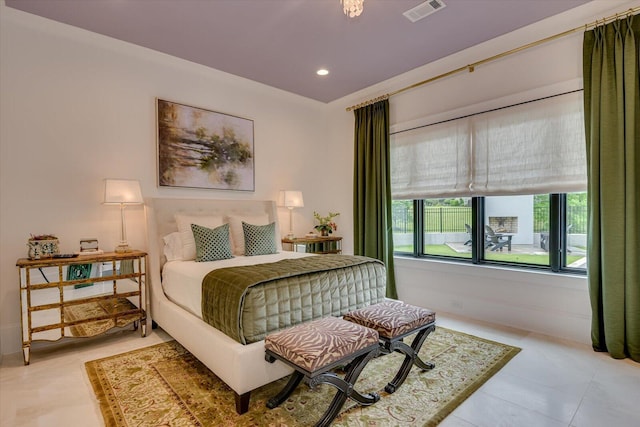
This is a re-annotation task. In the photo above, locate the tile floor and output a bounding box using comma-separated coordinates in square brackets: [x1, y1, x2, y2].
[1, 313, 638, 427]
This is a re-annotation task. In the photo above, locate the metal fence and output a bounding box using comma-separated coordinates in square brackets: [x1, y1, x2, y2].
[392, 206, 471, 233]
[533, 205, 587, 233]
[392, 205, 413, 233]
[424, 207, 472, 233]
[393, 205, 587, 234]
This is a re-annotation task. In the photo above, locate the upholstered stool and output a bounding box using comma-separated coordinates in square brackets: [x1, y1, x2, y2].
[343, 300, 436, 393]
[265, 316, 380, 427]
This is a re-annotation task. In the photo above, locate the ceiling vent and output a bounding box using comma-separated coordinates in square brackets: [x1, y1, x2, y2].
[403, 0, 446, 23]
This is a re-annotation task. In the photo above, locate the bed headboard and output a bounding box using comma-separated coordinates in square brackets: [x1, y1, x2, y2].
[144, 198, 281, 316]
[145, 197, 280, 267]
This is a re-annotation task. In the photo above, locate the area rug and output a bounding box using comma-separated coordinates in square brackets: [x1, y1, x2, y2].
[86, 327, 520, 427]
[66, 298, 139, 337]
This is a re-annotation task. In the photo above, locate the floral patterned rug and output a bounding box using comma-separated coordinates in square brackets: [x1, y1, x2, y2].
[66, 298, 140, 337]
[85, 327, 520, 427]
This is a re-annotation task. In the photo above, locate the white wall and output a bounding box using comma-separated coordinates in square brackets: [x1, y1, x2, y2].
[327, 0, 639, 345]
[395, 257, 592, 342]
[0, 5, 347, 356]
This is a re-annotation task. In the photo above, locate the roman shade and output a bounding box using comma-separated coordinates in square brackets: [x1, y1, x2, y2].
[391, 90, 587, 199]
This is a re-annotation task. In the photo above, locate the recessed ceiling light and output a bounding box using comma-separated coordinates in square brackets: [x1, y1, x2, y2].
[316, 69, 329, 76]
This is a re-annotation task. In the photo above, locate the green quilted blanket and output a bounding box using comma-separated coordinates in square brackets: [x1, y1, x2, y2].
[201, 254, 386, 344]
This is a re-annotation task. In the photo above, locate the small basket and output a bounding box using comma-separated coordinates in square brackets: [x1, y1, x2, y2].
[27, 239, 60, 259]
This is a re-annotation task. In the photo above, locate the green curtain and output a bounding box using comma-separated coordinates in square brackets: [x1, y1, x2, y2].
[353, 99, 397, 299]
[583, 15, 640, 362]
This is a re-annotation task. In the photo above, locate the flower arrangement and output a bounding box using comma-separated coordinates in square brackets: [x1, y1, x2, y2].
[29, 234, 58, 241]
[314, 211, 339, 236]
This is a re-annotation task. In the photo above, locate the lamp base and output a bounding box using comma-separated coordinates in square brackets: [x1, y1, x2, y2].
[115, 244, 132, 253]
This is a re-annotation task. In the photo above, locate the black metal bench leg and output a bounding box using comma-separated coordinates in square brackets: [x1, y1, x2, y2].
[408, 324, 436, 371]
[385, 324, 436, 394]
[266, 371, 305, 409]
[311, 349, 380, 427]
[341, 347, 380, 405]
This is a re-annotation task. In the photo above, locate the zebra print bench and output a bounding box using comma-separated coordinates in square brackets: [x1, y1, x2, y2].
[344, 300, 436, 393]
[264, 316, 380, 427]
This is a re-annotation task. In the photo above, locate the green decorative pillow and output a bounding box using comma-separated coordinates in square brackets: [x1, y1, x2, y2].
[191, 223, 233, 262]
[242, 222, 277, 256]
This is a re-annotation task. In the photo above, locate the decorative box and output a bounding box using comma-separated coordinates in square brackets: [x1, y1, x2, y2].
[27, 238, 60, 259]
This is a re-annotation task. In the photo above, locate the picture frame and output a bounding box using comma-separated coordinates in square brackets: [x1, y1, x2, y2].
[156, 99, 255, 191]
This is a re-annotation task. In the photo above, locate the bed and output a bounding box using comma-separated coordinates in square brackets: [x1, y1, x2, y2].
[144, 198, 387, 413]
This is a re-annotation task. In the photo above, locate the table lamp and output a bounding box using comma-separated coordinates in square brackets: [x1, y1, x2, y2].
[278, 190, 304, 239]
[103, 179, 143, 253]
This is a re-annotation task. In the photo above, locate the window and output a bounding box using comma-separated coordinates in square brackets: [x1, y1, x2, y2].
[392, 200, 414, 253]
[392, 197, 472, 258]
[563, 192, 588, 271]
[392, 198, 473, 259]
[484, 195, 549, 266]
[424, 198, 472, 259]
[390, 90, 587, 273]
[392, 193, 587, 273]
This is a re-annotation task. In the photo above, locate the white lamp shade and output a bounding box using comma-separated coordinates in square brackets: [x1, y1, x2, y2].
[278, 190, 304, 208]
[104, 179, 143, 205]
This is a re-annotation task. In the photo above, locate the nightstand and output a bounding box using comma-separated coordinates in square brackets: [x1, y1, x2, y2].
[282, 236, 343, 254]
[16, 250, 147, 365]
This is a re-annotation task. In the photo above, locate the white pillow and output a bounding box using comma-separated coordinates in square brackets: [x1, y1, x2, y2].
[175, 214, 224, 260]
[162, 232, 183, 261]
[227, 214, 269, 255]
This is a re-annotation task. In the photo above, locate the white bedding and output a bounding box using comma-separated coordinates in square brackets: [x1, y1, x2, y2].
[162, 251, 313, 318]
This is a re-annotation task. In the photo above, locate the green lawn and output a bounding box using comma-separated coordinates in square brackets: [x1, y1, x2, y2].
[395, 244, 584, 266]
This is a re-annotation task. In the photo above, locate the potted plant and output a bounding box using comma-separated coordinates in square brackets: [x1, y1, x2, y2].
[313, 212, 339, 237]
[27, 234, 60, 259]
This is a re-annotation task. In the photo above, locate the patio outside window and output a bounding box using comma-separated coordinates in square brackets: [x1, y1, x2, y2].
[392, 192, 587, 273]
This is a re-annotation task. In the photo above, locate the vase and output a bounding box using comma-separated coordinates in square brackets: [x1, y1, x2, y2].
[321, 229, 329, 237]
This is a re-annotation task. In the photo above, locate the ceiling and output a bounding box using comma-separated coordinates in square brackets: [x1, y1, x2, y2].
[5, 0, 593, 103]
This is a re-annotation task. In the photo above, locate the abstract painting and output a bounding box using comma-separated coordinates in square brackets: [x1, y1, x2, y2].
[157, 99, 254, 191]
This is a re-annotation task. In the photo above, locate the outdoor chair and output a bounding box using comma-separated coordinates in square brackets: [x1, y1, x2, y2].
[485, 225, 511, 252]
[484, 225, 495, 249]
[540, 232, 549, 251]
[464, 224, 472, 246]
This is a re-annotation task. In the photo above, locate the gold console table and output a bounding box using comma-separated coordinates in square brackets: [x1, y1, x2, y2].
[16, 250, 147, 365]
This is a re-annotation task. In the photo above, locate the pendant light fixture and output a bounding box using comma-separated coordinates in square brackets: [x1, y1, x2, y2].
[341, 0, 364, 18]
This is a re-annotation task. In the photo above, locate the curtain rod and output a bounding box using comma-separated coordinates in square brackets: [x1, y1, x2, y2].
[346, 6, 640, 112]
